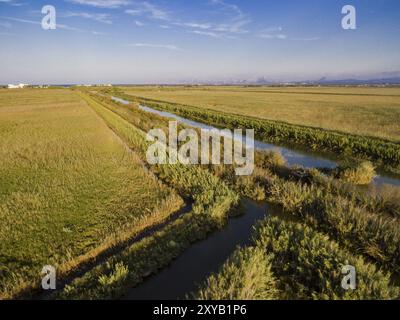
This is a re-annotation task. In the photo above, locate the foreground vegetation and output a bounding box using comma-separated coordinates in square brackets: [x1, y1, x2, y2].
[196, 247, 279, 300]
[2, 87, 400, 300]
[0, 89, 182, 298]
[196, 217, 400, 300]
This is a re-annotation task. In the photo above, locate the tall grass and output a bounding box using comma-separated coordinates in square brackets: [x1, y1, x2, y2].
[195, 217, 399, 300]
[266, 178, 400, 273]
[0, 89, 182, 299]
[195, 247, 279, 300]
[253, 217, 399, 299]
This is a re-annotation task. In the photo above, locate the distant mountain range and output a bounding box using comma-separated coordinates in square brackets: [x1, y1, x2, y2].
[302, 77, 400, 85]
[193, 75, 400, 86]
[249, 76, 400, 86]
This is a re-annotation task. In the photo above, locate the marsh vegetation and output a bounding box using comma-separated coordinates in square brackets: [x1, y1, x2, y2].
[1, 86, 400, 300]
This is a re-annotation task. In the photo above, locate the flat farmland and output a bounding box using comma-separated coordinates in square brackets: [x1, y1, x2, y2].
[0, 89, 181, 298]
[2, 87, 400, 300]
[121, 86, 400, 142]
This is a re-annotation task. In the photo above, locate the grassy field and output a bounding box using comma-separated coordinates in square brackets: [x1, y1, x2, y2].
[79, 92, 400, 300]
[0, 89, 182, 298]
[2, 87, 400, 300]
[121, 86, 400, 142]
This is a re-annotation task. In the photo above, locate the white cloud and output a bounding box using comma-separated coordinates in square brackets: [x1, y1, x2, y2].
[125, 1, 250, 39]
[258, 27, 319, 41]
[57, 23, 85, 32]
[214, 19, 251, 34]
[0, 0, 24, 6]
[91, 30, 108, 35]
[210, 0, 250, 34]
[67, 0, 130, 8]
[2, 17, 40, 25]
[125, 9, 141, 16]
[259, 27, 287, 40]
[181, 1, 251, 36]
[173, 22, 212, 30]
[125, 2, 170, 21]
[210, 0, 244, 18]
[134, 20, 144, 26]
[3, 16, 85, 33]
[260, 33, 287, 40]
[63, 12, 113, 24]
[128, 43, 179, 50]
[177, 18, 250, 37]
[190, 30, 220, 38]
[262, 26, 283, 33]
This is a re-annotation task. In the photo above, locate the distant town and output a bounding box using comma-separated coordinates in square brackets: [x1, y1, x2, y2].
[3, 84, 113, 89]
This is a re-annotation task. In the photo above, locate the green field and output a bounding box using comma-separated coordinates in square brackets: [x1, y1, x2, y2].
[1, 87, 400, 300]
[0, 89, 182, 298]
[63, 90, 400, 300]
[121, 86, 400, 142]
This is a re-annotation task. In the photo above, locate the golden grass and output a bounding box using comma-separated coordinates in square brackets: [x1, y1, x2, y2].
[0, 89, 182, 298]
[121, 86, 400, 142]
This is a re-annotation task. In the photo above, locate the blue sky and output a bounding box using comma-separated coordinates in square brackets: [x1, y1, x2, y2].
[0, 0, 399, 84]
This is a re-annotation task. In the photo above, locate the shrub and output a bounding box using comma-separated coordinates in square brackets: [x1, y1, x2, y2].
[234, 176, 266, 201]
[266, 178, 316, 212]
[255, 150, 286, 169]
[98, 262, 129, 287]
[336, 161, 376, 185]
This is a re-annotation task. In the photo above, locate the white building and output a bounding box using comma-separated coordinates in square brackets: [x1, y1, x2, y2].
[8, 83, 29, 89]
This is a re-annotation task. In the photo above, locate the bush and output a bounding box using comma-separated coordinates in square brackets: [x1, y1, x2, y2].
[336, 161, 376, 185]
[255, 150, 286, 169]
[98, 262, 129, 287]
